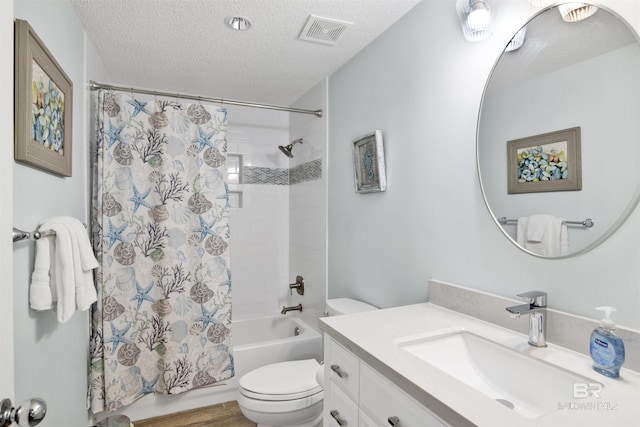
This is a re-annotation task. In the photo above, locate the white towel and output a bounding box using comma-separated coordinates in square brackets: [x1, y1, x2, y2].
[29, 217, 99, 322]
[52, 217, 98, 311]
[527, 214, 553, 243]
[29, 235, 54, 310]
[516, 216, 529, 248]
[517, 215, 569, 257]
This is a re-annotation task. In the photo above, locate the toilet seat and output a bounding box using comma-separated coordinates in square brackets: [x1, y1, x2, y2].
[240, 387, 323, 401]
[239, 359, 323, 401]
[237, 389, 323, 414]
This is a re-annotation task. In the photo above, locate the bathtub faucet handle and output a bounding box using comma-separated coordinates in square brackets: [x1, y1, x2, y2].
[288, 275, 305, 296]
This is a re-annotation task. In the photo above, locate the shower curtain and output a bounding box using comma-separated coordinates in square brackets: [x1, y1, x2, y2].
[89, 91, 233, 412]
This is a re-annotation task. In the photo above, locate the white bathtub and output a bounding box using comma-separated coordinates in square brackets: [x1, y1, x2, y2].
[113, 315, 322, 422]
[233, 315, 322, 375]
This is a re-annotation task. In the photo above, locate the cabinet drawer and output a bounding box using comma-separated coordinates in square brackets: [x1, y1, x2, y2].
[360, 363, 447, 427]
[358, 409, 378, 427]
[329, 339, 360, 401]
[326, 380, 359, 427]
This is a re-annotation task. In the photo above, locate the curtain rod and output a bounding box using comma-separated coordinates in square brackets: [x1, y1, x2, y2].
[88, 81, 324, 118]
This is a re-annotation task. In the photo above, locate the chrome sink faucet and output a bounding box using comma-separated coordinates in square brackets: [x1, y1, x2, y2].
[506, 291, 547, 348]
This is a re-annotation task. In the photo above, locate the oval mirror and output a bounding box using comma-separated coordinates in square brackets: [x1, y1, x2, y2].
[477, 3, 640, 258]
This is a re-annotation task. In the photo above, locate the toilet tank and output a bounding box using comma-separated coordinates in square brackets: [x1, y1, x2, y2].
[325, 298, 378, 316]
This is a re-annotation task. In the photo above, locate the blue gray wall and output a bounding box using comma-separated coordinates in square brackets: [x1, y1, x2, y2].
[13, 1, 91, 425]
[328, 0, 640, 328]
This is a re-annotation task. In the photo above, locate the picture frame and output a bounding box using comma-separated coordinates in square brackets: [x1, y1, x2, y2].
[507, 127, 581, 194]
[14, 19, 73, 177]
[352, 130, 387, 193]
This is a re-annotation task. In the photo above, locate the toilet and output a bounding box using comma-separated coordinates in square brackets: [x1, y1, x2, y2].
[236, 298, 377, 427]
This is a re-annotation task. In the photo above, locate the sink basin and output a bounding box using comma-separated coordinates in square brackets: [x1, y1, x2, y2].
[395, 329, 602, 419]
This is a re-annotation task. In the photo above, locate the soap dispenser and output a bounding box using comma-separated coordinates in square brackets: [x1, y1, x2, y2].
[589, 306, 625, 378]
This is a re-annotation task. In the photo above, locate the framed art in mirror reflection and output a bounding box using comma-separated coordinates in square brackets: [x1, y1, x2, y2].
[507, 127, 581, 194]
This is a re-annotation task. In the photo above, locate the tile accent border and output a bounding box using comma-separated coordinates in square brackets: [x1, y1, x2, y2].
[243, 166, 289, 185]
[428, 279, 640, 372]
[240, 159, 322, 186]
[290, 159, 322, 185]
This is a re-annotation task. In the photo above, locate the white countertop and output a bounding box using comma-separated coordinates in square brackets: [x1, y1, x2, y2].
[319, 303, 640, 427]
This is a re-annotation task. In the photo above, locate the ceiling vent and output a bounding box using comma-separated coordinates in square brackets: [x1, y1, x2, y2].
[299, 15, 352, 46]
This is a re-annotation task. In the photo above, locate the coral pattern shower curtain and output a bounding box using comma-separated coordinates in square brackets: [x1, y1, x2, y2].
[89, 91, 233, 412]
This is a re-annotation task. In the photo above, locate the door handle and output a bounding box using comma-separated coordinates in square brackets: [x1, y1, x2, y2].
[0, 398, 46, 426]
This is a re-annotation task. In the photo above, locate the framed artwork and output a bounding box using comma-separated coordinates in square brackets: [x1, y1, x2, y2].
[507, 127, 581, 194]
[352, 130, 387, 193]
[14, 19, 73, 177]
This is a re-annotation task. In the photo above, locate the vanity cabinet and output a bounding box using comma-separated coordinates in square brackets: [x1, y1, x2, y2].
[326, 380, 359, 427]
[324, 334, 448, 427]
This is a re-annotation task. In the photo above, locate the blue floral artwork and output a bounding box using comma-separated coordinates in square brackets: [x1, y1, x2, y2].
[517, 141, 569, 184]
[31, 60, 65, 154]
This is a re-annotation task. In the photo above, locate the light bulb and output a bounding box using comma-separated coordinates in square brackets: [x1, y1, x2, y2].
[456, 0, 493, 41]
[558, 2, 598, 22]
[467, 8, 491, 30]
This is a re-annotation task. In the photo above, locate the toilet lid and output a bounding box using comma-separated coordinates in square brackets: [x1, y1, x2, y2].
[239, 359, 322, 401]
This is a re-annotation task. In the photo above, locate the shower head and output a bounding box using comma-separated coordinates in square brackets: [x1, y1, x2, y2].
[278, 138, 303, 158]
[278, 144, 294, 158]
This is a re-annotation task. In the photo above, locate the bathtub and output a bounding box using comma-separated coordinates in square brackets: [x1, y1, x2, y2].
[113, 315, 322, 422]
[233, 315, 322, 374]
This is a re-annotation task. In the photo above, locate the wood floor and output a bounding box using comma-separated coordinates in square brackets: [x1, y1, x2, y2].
[133, 401, 256, 427]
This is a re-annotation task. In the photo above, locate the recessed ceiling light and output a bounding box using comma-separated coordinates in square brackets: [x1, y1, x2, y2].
[225, 16, 251, 31]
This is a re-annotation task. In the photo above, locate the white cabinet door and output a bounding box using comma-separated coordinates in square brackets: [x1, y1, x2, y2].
[358, 409, 378, 427]
[326, 381, 359, 427]
[360, 363, 447, 427]
[329, 339, 360, 401]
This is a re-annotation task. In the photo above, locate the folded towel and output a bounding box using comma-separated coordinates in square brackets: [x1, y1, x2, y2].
[516, 215, 569, 257]
[66, 217, 99, 271]
[516, 216, 529, 248]
[30, 217, 99, 323]
[560, 223, 569, 256]
[29, 235, 54, 310]
[42, 219, 76, 322]
[526, 214, 554, 243]
[49, 217, 98, 311]
[546, 216, 569, 257]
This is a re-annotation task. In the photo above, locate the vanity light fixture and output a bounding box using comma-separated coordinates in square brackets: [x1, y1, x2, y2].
[505, 26, 526, 52]
[557, 2, 598, 22]
[225, 16, 251, 31]
[456, 0, 493, 42]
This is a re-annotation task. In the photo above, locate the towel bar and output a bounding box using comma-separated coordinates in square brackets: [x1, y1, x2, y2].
[12, 224, 87, 243]
[497, 217, 594, 228]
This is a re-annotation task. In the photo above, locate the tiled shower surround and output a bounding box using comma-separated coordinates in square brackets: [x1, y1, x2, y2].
[225, 80, 327, 321]
[230, 159, 322, 319]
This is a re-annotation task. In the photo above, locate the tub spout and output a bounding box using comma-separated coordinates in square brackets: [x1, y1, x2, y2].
[281, 304, 303, 315]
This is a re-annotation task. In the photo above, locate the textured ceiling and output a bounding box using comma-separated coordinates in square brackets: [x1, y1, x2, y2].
[72, 0, 421, 106]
